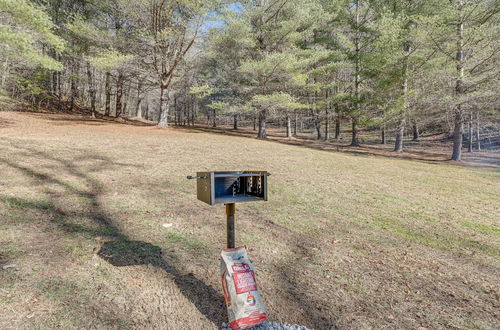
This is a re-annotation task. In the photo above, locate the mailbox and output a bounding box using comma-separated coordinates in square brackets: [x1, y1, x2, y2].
[191, 171, 268, 206]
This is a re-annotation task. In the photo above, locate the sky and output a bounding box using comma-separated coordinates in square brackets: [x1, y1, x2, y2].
[200, 2, 243, 34]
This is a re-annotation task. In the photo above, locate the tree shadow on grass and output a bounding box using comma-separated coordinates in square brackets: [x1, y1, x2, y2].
[0, 142, 226, 326]
[98, 240, 225, 324]
[256, 215, 339, 329]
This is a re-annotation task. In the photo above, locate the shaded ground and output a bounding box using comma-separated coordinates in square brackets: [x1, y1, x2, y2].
[0, 111, 499, 329]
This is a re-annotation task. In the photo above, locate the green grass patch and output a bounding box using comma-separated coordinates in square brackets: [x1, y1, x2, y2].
[64, 241, 92, 258]
[461, 221, 500, 238]
[370, 216, 499, 258]
[408, 211, 437, 223]
[0, 240, 22, 262]
[40, 278, 80, 300]
[0, 196, 53, 210]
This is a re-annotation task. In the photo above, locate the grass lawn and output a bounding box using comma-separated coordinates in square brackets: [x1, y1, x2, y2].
[0, 111, 499, 329]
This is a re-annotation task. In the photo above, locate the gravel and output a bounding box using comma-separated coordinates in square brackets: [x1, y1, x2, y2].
[221, 321, 312, 330]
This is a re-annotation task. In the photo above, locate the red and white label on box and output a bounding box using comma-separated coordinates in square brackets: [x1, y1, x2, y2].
[232, 263, 251, 273]
[232, 270, 257, 294]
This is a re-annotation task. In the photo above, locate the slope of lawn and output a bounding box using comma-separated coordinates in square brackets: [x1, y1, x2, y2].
[0, 111, 499, 329]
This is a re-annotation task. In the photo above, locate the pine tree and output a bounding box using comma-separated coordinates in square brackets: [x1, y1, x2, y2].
[0, 0, 64, 103]
[434, 0, 499, 160]
[369, 0, 442, 152]
[324, 0, 378, 146]
[222, 0, 322, 138]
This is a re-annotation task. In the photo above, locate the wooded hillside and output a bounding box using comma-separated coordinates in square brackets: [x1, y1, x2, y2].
[1, 0, 499, 161]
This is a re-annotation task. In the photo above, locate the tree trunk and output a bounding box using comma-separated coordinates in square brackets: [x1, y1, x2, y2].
[144, 100, 149, 120]
[176, 97, 180, 125]
[394, 119, 405, 152]
[104, 71, 111, 116]
[52, 56, 60, 98]
[48, 59, 54, 94]
[123, 80, 132, 117]
[233, 115, 238, 130]
[253, 116, 256, 130]
[158, 85, 169, 127]
[70, 61, 79, 111]
[1, 58, 8, 89]
[315, 119, 322, 140]
[257, 110, 266, 139]
[179, 101, 183, 125]
[350, 117, 359, 146]
[335, 113, 341, 140]
[57, 69, 61, 110]
[183, 98, 187, 125]
[96, 73, 103, 110]
[51, 71, 57, 96]
[451, 0, 464, 161]
[467, 112, 473, 152]
[191, 97, 196, 125]
[313, 89, 322, 140]
[324, 106, 329, 141]
[351, 0, 361, 147]
[184, 98, 188, 126]
[286, 115, 292, 138]
[293, 111, 298, 136]
[412, 122, 419, 141]
[174, 96, 179, 125]
[395, 40, 410, 152]
[136, 98, 143, 119]
[187, 101, 191, 125]
[475, 111, 481, 151]
[381, 126, 386, 144]
[86, 62, 96, 118]
[115, 72, 124, 117]
[136, 79, 143, 118]
[212, 109, 217, 127]
[451, 110, 463, 160]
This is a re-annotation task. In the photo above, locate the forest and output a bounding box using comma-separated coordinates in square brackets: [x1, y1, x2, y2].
[0, 0, 499, 160]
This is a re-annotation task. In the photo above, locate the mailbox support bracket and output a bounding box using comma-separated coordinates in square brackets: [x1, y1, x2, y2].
[226, 203, 235, 248]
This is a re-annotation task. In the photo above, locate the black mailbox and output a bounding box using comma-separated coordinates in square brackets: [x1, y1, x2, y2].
[191, 171, 268, 206]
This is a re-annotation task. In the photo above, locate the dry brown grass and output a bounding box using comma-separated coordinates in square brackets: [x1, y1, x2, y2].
[180, 124, 499, 170]
[0, 111, 499, 329]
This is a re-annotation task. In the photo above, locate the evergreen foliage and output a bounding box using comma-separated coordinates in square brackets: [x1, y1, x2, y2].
[0, 0, 498, 159]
